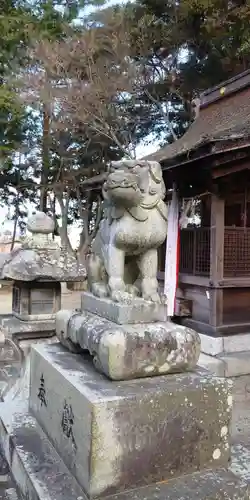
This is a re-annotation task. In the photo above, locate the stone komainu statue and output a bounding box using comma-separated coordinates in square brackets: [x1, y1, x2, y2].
[87, 160, 168, 303]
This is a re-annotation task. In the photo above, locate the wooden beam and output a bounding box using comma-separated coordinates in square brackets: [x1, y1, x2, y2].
[210, 194, 225, 327]
[212, 161, 250, 179]
[216, 278, 250, 288]
[210, 194, 225, 281]
[200, 70, 250, 109]
[178, 274, 210, 287]
[210, 289, 223, 327]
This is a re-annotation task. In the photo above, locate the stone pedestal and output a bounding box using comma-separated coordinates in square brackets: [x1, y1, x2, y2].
[81, 292, 168, 324]
[0, 341, 248, 500]
[29, 343, 233, 498]
[0, 315, 55, 339]
[56, 293, 201, 380]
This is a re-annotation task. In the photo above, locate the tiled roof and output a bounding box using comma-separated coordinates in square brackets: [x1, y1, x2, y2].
[145, 76, 250, 165]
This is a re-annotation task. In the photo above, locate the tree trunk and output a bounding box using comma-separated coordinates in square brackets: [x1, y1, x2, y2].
[40, 105, 50, 212]
[55, 191, 75, 258]
[11, 201, 18, 251]
[59, 214, 75, 258]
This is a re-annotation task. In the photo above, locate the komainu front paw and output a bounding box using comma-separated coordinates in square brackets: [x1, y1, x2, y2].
[125, 284, 140, 297]
[142, 292, 161, 303]
[91, 283, 109, 298]
[111, 290, 134, 303]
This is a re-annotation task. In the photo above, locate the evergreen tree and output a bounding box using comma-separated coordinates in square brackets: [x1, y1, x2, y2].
[122, 0, 250, 145]
[0, 0, 106, 228]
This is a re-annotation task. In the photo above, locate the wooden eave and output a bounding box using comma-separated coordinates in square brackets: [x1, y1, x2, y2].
[145, 69, 250, 170]
[162, 141, 250, 198]
[200, 69, 250, 109]
[161, 136, 250, 171]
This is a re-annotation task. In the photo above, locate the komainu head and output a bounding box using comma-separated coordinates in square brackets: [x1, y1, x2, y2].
[102, 160, 165, 208]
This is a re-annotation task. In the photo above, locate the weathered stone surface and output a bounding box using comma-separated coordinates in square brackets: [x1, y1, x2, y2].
[0, 336, 22, 364]
[198, 353, 226, 377]
[29, 343, 232, 498]
[87, 160, 168, 303]
[0, 316, 55, 338]
[1, 247, 86, 282]
[0, 366, 247, 500]
[27, 211, 55, 234]
[56, 308, 200, 380]
[81, 292, 167, 324]
[0, 212, 86, 282]
[110, 470, 250, 500]
[230, 444, 250, 483]
[0, 443, 9, 478]
[0, 376, 85, 500]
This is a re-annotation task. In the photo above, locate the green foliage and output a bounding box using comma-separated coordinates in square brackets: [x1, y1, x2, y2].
[0, 0, 107, 234]
[133, 0, 250, 92]
[2, 0, 250, 242]
[110, 0, 249, 148]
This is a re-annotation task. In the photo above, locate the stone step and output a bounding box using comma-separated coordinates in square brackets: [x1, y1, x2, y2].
[198, 351, 250, 377]
[198, 353, 226, 376]
[200, 332, 250, 356]
[220, 351, 250, 377]
[112, 469, 250, 499]
[0, 315, 55, 338]
[0, 395, 85, 500]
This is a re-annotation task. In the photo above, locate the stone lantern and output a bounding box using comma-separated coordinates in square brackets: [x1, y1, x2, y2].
[0, 212, 86, 338]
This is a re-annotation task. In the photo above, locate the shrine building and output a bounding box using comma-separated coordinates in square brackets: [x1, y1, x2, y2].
[146, 69, 250, 375]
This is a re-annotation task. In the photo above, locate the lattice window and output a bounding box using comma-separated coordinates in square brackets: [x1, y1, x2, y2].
[224, 228, 250, 276]
[30, 288, 55, 314]
[180, 230, 194, 274]
[195, 228, 210, 276]
[12, 285, 20, 313]
[180, 228, 210, 276]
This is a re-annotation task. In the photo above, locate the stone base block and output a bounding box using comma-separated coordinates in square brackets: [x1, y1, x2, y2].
[0, 393, 249, 500]
[197, 333, 250, 377]
[200, 332, 250, 356]
[0, 315, 55, 339]
[81, 292, 167, 324]
[0, 363, 248, 500]
[198, 351, 250, 377]
[220, 352, 250, 377]
[29, 343, 232, 498]
[56, 309, 200, 380]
